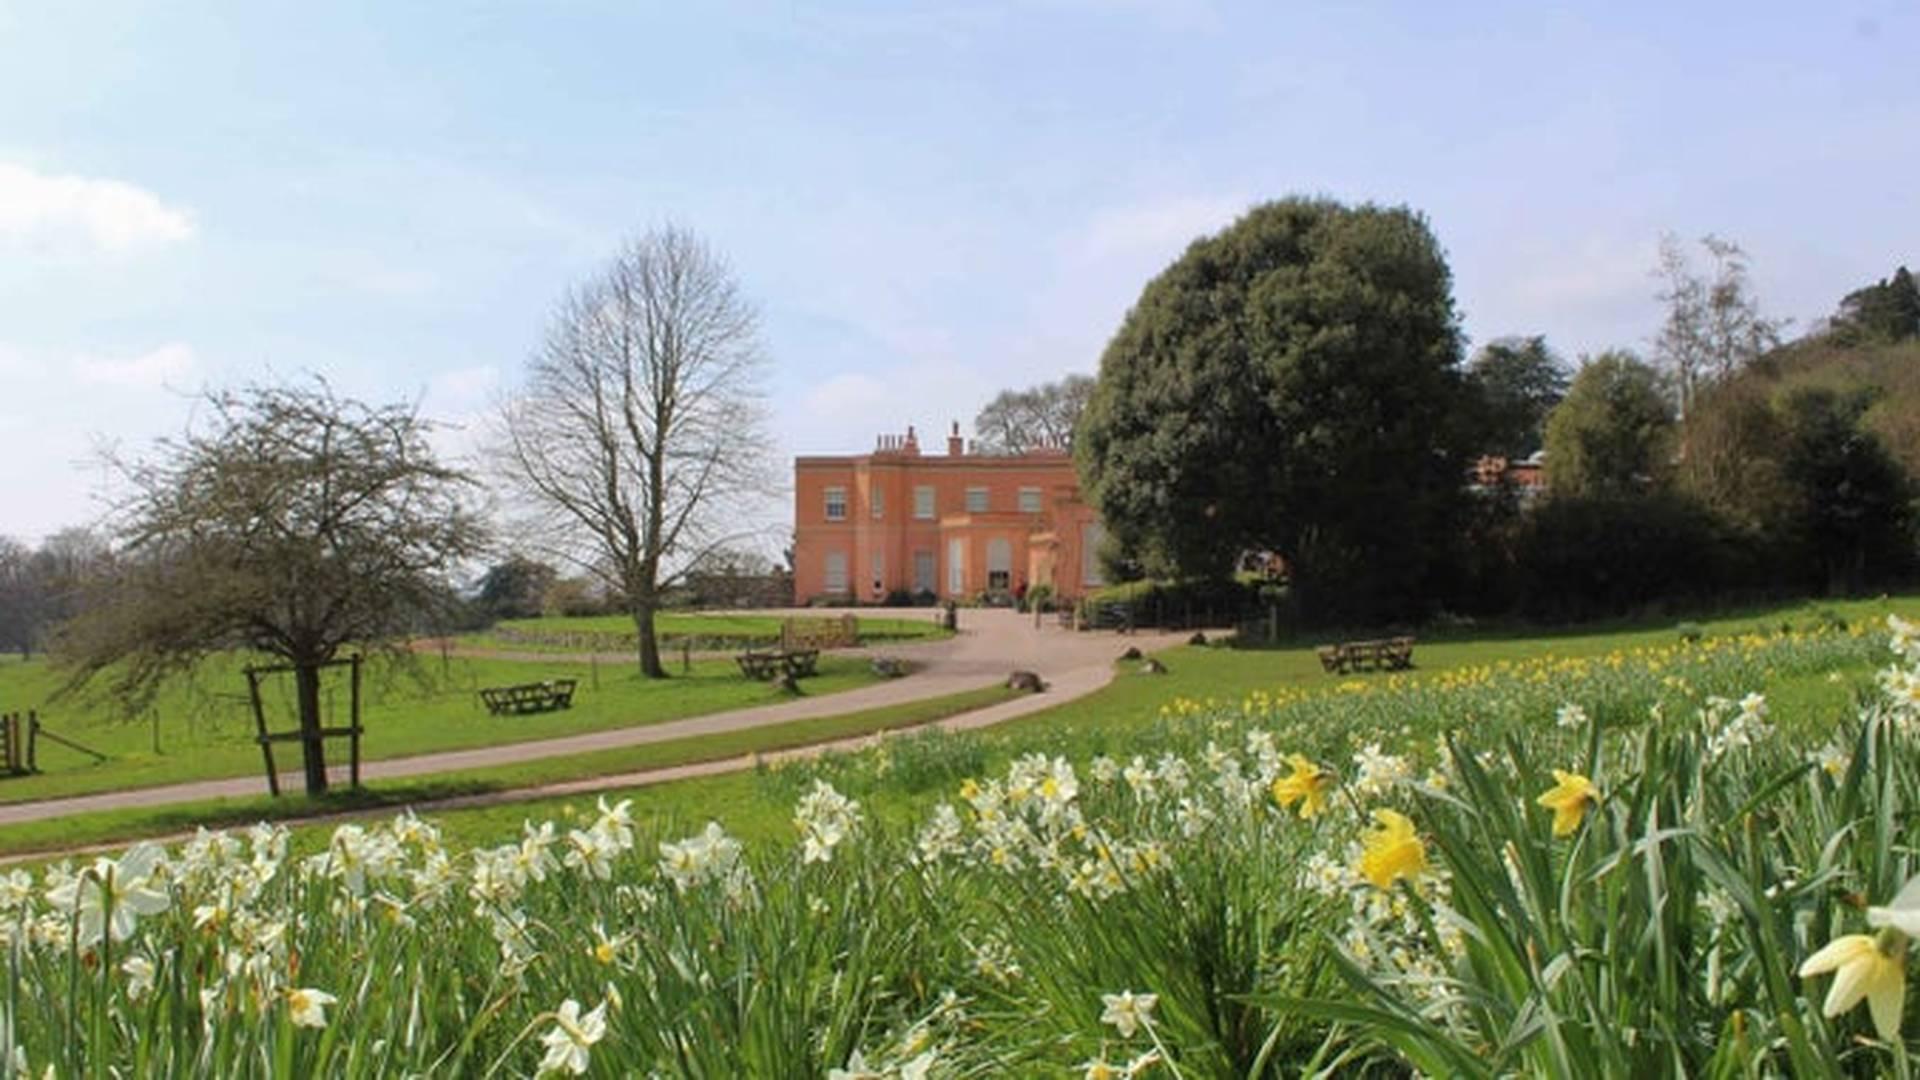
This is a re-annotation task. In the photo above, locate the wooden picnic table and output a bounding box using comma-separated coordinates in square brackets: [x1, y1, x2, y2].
[1315, 637, 1415, 675]
[735, 649, 820, 681]
[478, 679, 579, 715]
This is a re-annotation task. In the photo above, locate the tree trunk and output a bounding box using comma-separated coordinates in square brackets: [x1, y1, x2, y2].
[294, 662, 329, 795]
[631, 599, 665, 678]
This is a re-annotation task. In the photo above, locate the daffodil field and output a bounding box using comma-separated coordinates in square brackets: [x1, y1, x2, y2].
[7, 618, 1920, 1077]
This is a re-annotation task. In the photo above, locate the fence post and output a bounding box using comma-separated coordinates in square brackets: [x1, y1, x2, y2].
[349, 654, 362, 790]
[26, 712, 36, 772]
[1, 713, 12, 774]
[246, 668, 280, 798]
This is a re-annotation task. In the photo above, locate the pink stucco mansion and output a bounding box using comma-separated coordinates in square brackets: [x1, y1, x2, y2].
[792, 423, 1105, 605]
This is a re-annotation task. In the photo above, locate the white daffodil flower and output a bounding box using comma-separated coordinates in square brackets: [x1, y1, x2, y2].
[1099, 989, 1159, 1038]
[537, 998, 606, 1076]
[285, 987, 338, 1029]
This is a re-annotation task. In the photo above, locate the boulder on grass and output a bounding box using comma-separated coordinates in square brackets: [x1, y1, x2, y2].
[1141, 658, 1168, 675]
[1187, 631, 1208, 646]
[1119, 646, 1143, 660]
[1006, 670, 1046, 693]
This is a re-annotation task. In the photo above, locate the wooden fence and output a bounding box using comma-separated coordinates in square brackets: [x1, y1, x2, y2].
[0, 711, 109, 776]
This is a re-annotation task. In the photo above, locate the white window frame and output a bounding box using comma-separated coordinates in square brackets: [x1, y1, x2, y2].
[824, 550, 849, 592]
[987, 538, 1013, 592]
[824, 486, 847, 522]
[1018, 486, 1042, 513]
[947, 538, 965, 595]
[913, 486, 935, 520]
[965, 486, 989, 513]
[912, 549, 935, 593]
[870, 486, 884, 519]
[870, 550, 885, 595]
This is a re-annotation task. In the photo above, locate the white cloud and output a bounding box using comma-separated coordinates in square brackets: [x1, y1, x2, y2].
[783, 365, 996, 459]
[426, 364, 501, 415]
[1504, 233, 1658, 310]
[0, 161, 195, 254]
[1076, 194, 1246, 263]
[795, 373, 892, 433]
[72, 343, 195, 389]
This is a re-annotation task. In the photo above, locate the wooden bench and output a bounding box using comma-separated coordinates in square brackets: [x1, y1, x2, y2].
[1315, 637, 1415, 675]
[478, 679, 578, 715]
[735, 649, 820, 681]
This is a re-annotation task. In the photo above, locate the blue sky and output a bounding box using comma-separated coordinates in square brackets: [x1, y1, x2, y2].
[2, 1, 1915, 542]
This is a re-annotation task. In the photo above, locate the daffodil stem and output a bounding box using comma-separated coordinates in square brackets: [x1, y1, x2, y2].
[1142, 1017, 1187, 1080]
[479, 1010, 557, 1080]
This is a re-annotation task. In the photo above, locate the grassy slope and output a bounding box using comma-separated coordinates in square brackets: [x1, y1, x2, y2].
[6, 593, 1911, 860]
[0, 651, 883, 803]
[264, 592, 1920, 858]
[995, 594, 1915, 740]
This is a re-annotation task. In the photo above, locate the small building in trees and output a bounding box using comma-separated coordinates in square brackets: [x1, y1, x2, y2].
[1471, 453, 1547, 498]
[793, 423, 1103, 604]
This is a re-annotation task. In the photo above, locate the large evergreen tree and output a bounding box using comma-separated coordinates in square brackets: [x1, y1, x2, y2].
[1076, 197, 1472, 624]
[1833, 265, 1920, 344]
[1541, 351, 1675, 499]
[1775, 386, 1916, 593]
[1464, 335, 1568, 459]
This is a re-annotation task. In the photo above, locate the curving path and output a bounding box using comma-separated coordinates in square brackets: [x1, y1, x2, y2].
[0, 610, 1196, 829]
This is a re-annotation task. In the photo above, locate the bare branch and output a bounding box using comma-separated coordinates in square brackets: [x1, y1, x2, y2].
[490, 226, 776, 676]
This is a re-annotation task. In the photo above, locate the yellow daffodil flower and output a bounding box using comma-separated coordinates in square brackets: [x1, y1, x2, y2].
[1270, 754, 1334, 819]
[1357, 809, 1426, 890]
[1798, 932, 1907, 1040]
[1535, 770, 1599, 838]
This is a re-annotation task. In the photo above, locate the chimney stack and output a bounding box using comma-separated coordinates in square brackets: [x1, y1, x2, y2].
[947, 421, 964, 456]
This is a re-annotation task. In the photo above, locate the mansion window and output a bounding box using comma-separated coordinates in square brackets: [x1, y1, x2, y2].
[914, 486, 935, 520]
[824, 551, 849, 592]
[824, 486, 847, 521]
[1018, 486, 1042, 513]
[965, 486, 989, 513]
[987, 538, 1013, 593]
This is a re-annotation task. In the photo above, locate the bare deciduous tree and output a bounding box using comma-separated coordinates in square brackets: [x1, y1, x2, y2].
[55, 380, 487, 796]
[1653, 233, 1788, 420]
[495, 226, 775, 677]
[973, 374, 1094, 454]
[0, 537, 39, 658]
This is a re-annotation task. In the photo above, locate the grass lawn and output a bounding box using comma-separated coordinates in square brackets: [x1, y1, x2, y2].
[0, 650, 885, 804]
[993, 592, 1920, 741]
[466, 611, 951, 652]
[166, 591, 1920, 866]
[5, 593, 1914, 861]
[0, 683, 1021, 858]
